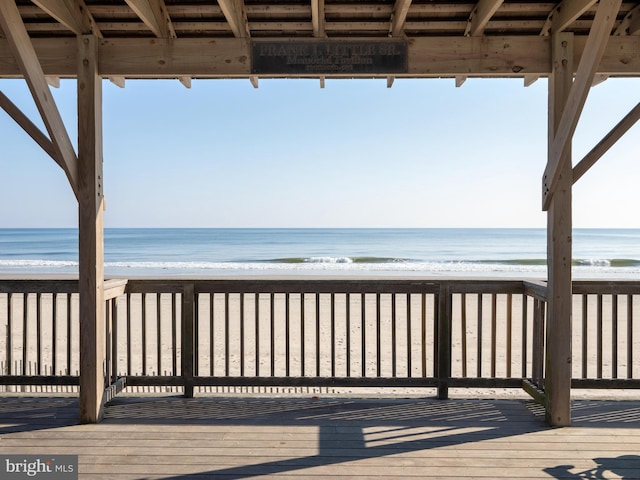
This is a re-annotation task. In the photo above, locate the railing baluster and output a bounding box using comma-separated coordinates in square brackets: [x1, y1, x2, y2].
[406, 293, 411, 377]
[628, 294, 633, 380]
[157, 293, 162, 376]
[301, 293, 306, 377]
[521, 296, 528, 379]
[421, 293, 427, 378]
[597, 294, 603, 379]
[23, 293, 28, 376]
[376, 293, 381, 377]
[491, 293, 497, 378]
[255, 293, 260, 377]
[270, 292, 275, 377]
[361, 292, 366, 377]
[346, 293, 351, 377]
[582, 294, 588, 378]
[461, 293, 467, 378]
[172, 292, 177, 376]
[142, 293, 147, 376]
[68, 293, 73, 376]
[391, 293, 397, 378]
[477, 293, 483, 378]
[285, 293, 290, 377]
[612, 294, 618, 379]
[6, 293, 12, 375]
[52, 293, 57, 376]
[209, 293, 215, 376]
[506, 294, 512, 378]
[36, 292, 42, 375]
[331, 293, 336, 378]
[316, 293, 321, 377]
[226, 293, 232, 376]
[240, 293, 245, 377]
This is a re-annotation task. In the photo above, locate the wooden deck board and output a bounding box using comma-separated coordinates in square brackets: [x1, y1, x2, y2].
[1, 395, 639, 479]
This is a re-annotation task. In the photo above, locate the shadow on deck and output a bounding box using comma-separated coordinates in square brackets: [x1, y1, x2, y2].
[1, 395, 639, 479]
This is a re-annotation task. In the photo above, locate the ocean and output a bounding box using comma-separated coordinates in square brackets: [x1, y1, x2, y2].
[0, 228, 639, 278]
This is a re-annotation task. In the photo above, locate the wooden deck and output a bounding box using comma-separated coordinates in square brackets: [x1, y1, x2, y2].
[1, 394, 640, 479]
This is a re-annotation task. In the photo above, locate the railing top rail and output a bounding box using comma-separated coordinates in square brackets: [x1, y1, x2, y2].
[0, 278, 79, 294]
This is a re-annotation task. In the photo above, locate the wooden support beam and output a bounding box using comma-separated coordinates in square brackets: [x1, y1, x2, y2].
[31, 0, 100, 37]
[545, 31, 574, 427]
[217, 0, 250, 38]
[125, 0, 175, 38]
[541, 0, 598, 36]
[389, 0, 412, 37]
[464, 0, 503, 37]
[0, 90, 56, 160]
[542, 0, 622, 210]
[77, 34, 105, 424]
[311, 0, 326, 37]
[573, 102, 640, 183]
[1, 36, 639, 78]
[0, 0, 78, 199]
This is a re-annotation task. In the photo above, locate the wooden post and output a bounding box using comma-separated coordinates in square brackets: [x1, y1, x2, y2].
[78, 34, 105, 423]
[545, 32, 573, 427]
[182, 283, 195, 398]
[437, 283, 451, 400]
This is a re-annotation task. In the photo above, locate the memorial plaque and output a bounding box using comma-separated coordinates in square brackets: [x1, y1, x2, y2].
[252, 40, 408, 75]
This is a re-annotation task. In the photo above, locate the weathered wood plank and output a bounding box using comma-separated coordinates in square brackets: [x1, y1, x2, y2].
[0, 36, 638, 78]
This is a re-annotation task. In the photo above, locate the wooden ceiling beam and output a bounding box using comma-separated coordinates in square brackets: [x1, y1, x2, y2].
[389, 0, 412, 37]
[312, 0, 326, 37]
[0, 36, 638, 78]
[0, 0, 78, 199]
[217, 0, 250, 38]
[573, 102, 640, 183]
[542, 0, 623, 210]
[125, 0, 176, 38]
[31, 0, 101, 37]
[465, 0, 504, 36]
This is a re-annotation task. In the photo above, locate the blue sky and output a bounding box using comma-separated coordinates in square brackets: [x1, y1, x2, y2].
[0, 76, 638, 228]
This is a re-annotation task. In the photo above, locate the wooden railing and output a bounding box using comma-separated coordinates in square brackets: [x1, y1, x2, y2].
[1, 278, 639, 397]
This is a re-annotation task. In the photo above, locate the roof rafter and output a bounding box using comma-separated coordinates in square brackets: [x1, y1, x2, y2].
[218, 0, 250, 38]
[0, 0, 78, 199]
[31, 0, 101, 37]
[464, 0, 504, 36]
[541, 0, 598, 36]
[312, 0, 326, 38]
[542, 0, 623, 210]
[389, 0, 412, 37]
[125, 0, 176, 38]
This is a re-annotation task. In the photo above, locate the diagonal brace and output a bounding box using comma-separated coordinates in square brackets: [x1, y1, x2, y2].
[0, 0, 78, 200]
[542, 0, 623, 210]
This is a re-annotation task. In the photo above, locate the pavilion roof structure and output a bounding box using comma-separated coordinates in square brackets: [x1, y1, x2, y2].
[0, 0, 638, 85]
[0, 1, 639, 427]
